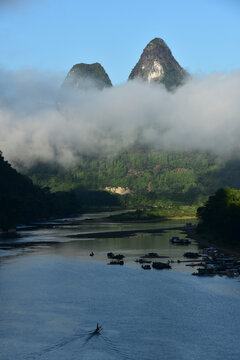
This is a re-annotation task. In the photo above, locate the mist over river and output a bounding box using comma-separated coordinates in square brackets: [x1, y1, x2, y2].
[1, 212, 240, 360]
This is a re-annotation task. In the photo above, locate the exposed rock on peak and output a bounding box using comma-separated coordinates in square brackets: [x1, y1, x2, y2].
[128, 38, 188, 89]
[63, 62, 112, 90]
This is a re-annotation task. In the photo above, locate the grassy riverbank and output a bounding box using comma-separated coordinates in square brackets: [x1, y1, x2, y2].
[108, 206, 197, 222]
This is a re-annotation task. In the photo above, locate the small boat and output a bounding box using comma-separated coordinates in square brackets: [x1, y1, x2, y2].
[93, 323, 102, 334]
[107, 252, 125, 260]
[170, 236, 180, 243]
[108, 260, 124, 265]
[141, 252, 168, 259]
[170, 236, 191, 245]
[184, 252, 201, 259]
[107, 252, 114, 258]
[141, 264, 151, 270]
[135, 259, 152, 264]
[152, 262, 171, 270]
[195, 268, 216, 276]
[113, 254, 125, 260]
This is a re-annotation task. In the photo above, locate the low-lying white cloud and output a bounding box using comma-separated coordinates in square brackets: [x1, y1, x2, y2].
[0, 68, 240, 168]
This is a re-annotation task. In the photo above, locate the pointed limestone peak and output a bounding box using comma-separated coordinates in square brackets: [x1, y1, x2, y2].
[128, 38, 188, 89]
[62, 62, 112, 90]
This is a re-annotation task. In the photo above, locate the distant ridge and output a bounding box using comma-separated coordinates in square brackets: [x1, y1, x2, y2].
[128, 38, 188, 89]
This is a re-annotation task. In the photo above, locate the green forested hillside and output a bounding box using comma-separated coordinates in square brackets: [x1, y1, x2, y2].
[25, 150, 240, 211]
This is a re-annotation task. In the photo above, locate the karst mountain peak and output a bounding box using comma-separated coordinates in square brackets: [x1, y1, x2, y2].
[128, 38, 188, 89]
[63, 38, 188, 91]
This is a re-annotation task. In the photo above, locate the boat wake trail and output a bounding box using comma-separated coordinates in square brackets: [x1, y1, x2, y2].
[25, 328, 91, 359]
[82, 331, 101, 346]
[100, 334, 133, 360]
[25, 328, 135, 360]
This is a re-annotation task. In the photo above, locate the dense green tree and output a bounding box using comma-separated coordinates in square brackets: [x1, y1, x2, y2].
[197, 187, 240, 246]
[0, 151, 79, 230]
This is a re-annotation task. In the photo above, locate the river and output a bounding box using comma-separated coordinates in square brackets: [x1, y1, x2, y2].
[0, 212, 240, 360]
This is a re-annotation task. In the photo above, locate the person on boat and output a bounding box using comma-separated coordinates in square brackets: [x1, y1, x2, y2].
[95, 323, 102, 333]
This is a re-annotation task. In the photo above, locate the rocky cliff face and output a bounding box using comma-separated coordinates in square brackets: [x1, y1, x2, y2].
[63, 62, 112, 90]
[128, 38, 188, 89]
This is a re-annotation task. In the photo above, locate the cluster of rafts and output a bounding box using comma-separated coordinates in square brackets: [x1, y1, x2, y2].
[89, 233, 240, 277]
[88, 233, 200, 270]
[170, 237, 240, 277]
[106, 251, 172, 270]
[192, 247, 240, 277]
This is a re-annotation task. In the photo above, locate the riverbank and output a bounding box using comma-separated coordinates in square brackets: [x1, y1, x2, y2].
[185, 228, 240, 257]
[105, 215, 196, 223]
[107, 207, 197, 222]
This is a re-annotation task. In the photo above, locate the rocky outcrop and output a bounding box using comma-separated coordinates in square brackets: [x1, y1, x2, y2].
[105, 187, 132, 195]
[128, 38, 188, 89]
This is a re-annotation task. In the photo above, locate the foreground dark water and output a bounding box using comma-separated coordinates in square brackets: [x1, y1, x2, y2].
[1, 213, 240, 360]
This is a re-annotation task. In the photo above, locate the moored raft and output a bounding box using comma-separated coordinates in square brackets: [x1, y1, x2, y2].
[108, 260, 124, 265]
[135, 259, 152, 264]
[107, 252, 125, 260]
[184, 252, 201, 259]
[170, 236, 191, 245]
[141, 252, 169, 259]
[141, 264, 151, 270]
[152, 261, 171, 270]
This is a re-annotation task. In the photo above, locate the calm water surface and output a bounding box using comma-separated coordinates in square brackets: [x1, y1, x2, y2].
[0, 213, 240, 360]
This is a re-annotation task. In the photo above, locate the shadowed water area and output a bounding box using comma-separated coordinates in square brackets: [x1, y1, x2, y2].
[0, 212, 240, 360]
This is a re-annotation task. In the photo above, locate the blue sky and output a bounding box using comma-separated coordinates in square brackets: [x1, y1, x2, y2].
[0, 0, 239, 84]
